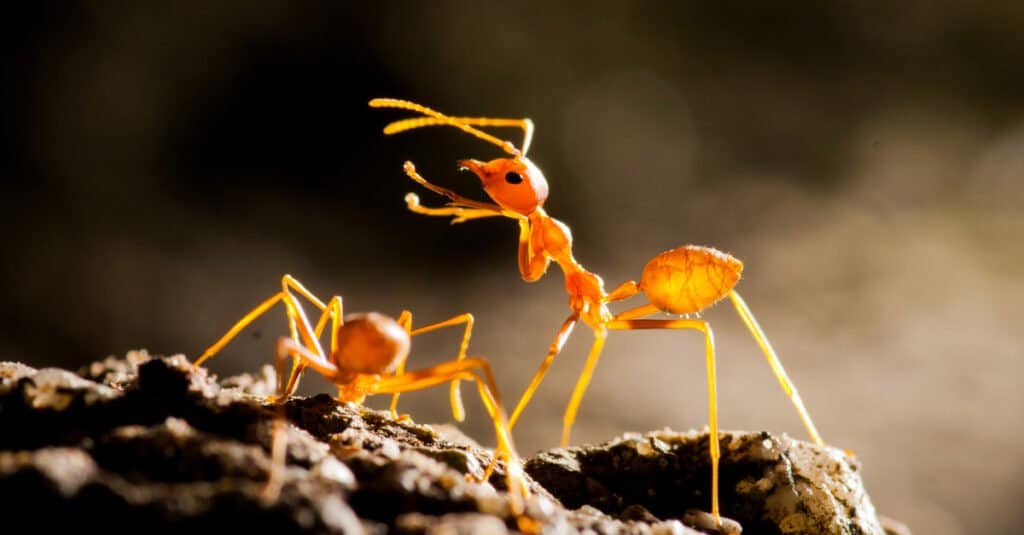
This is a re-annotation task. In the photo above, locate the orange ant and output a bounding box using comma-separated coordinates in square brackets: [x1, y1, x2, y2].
[193, 274, 529, 515]
[370, 98, 826, 529]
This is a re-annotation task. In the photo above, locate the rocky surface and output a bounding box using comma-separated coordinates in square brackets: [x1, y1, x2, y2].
[527, 431, 885, 535]
[0, 351, 904, 534]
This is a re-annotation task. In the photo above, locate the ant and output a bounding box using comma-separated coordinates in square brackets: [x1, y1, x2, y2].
[370, 98, 826, 530]
[193, 274, 530, 516]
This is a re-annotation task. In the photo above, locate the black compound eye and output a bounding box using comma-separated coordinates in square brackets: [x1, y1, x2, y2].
[505, 171, 524, 184]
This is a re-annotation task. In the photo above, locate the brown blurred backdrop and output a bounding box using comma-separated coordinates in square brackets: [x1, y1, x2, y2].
[3, 3, 1023, 533]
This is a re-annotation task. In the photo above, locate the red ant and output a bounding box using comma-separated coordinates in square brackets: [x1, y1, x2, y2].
[193, 274, 530, 516]
[370, 98, 826, 530]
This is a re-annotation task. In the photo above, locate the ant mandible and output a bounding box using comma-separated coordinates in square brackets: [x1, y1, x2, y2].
[370, 98, 826, 528]
[193, 274, 530, 515]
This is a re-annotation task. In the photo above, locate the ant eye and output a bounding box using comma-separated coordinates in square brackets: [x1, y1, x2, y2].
[505, 171, 523, 184]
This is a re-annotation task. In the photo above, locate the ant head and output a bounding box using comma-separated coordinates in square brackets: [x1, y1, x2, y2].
[458, 156, 549, 215]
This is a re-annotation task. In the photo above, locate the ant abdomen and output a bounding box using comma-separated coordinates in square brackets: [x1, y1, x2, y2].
[333, 312, 411, 374]
[639, 245, 743, 315]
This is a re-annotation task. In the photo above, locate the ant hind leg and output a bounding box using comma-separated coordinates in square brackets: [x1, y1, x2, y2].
[728, 291, 823, 446]
[194, 274, 332, 370]
[193, 293, 284, 367]
[371, 358, 529, 509]
[409, 312, 476, 422]
[606, 317, 722, 528]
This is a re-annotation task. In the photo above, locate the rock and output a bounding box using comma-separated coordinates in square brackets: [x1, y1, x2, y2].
[0, 351, 905, 535]
[526, 429, 886, 535]
[0, 351, 526, 534]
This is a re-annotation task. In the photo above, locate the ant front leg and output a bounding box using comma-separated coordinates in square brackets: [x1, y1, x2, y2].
[509, 313, 579, 429]
[194, 274, 328, 372]
[560, 326, 608, 447]
[279, 294, 344, 399]
[275, 275, 333, 395]
[194, 292, 284, 368]
[262, 337, 342, 503]
[313, 295, 344, 354]
[274, 337, 341, 395]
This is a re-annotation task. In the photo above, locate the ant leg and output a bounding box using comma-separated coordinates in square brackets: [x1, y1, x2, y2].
[605, 280, 640, 303]
[279, 275, 327, 355]
[276, 276, 337, 396]
[260, 403, 289, 504]
[508, 313, 579, 429]
[605, 317, 722, 528]
[280, 274, 326, 306]
[195, 274, 330, 369]
[283, 293, 342, 399]
[387, 311, 476, 422]
[194, 293, 284, 367]
[275, 299, 332, 399]
[274, 281, 333, 399]
[409, 313, 475, 422]
[560, 326, 607, 447]
[372, 359, 507, 442]
[387, 310, 414, 418]
[263, 337, 340, 502]
[281, 274, 327, 329]
[312, 295, 344, 354]
[370, 358, 528, 509]
[274, 337, 339, 394]
[613, 303, 659, 321]
[728, 291, 823, 446]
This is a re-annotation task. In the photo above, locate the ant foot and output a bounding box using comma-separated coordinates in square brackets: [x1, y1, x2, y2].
[682, 509, 742, 535]
[388, 410, 413, 422]
[515, 515, 542, 535]
[464, 472, 485, 484]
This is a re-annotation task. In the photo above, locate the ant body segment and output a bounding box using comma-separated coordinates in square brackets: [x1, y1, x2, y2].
[193, 274, 529, 515]
[371, 98, 826, 529]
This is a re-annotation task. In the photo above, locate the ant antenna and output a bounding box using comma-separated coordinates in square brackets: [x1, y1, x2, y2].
[369, 98, 534, 157]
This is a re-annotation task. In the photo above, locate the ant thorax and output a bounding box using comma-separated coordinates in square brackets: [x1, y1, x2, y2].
[529, 212, 573, 262]
[565, 270, 612, 324]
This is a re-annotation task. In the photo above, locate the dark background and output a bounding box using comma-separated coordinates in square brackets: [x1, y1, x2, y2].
[4, 3, 1023, 533]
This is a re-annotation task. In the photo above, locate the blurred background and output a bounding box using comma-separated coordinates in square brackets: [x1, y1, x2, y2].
[3, 2, 1023, 533]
